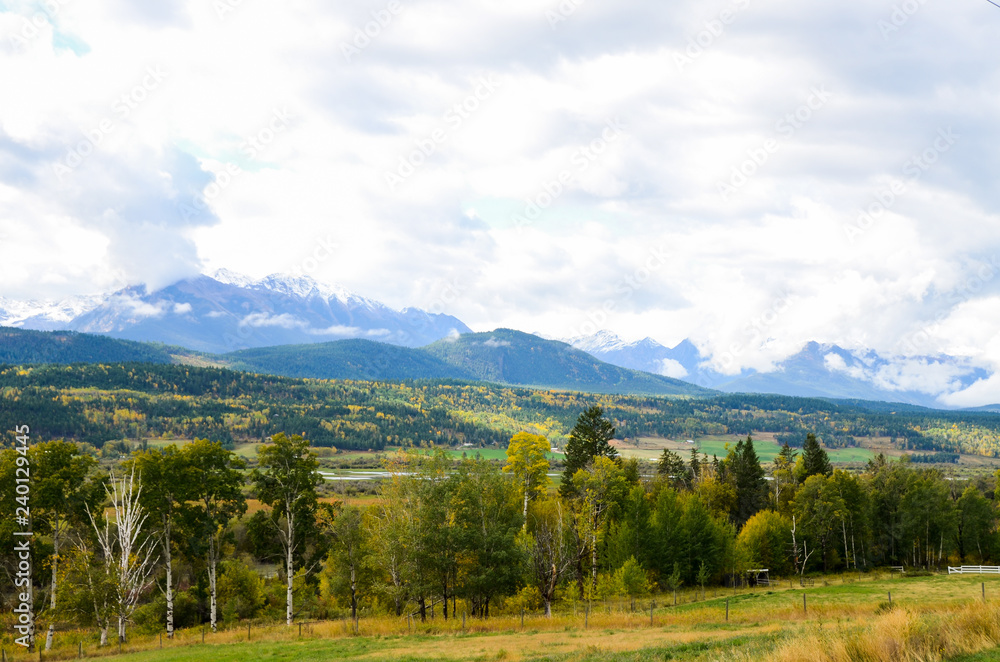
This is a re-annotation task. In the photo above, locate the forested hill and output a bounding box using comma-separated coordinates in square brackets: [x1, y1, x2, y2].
[422, 329, 714, 396]
[224, 339, 476, 381]
[0, 326, 173, 364]
[5, 363, 1000, 458]
[0, 326, 714, 397]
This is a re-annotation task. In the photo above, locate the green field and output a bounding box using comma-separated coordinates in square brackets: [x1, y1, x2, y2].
[617, 436, 874, 466]
[42, 573, 1000, 662]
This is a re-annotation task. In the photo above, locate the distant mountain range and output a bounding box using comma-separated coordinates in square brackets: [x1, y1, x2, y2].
[0, 326, 713, 397]
[1, 270, 470, 353]
[566, 331, 990, 410]
[1, 271, 995, 408]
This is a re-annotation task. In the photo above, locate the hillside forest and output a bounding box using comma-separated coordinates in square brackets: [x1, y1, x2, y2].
[4, 364, 1000, 457]
[3, 402, 1000, 652]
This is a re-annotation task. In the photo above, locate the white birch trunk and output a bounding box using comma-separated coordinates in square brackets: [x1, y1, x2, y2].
[164, 517, 174, 638]
[45, 517, 59, 651]
[286, 504, 295, 626]
[208, 533, 218, 633]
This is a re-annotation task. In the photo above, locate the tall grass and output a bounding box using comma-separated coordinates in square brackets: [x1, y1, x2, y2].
[10, 576, 1000, 661]
[728, 601, 1000, 661]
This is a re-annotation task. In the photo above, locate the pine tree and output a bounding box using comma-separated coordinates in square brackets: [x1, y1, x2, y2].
[730, 435, 767, 529]
[690, 447, 701, 481]
[657, 449, 689, 488]
[559, 406, 617, 497]
[801, 433, 832, 480]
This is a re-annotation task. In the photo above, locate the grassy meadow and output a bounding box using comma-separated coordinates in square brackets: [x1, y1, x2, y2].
[617, 435, 875, 465]
[14, 573, 1000, 662]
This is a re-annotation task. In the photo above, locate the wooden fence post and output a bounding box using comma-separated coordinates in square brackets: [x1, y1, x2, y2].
[803, 593, 807, 614]
[888, 591, 892, 607]
[725, 598, 729, 621]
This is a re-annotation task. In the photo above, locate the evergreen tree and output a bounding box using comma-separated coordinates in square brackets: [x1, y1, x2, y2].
[657, 449, 689, 489]
[559, 406, 617, 497]
[729, 436, 768, 529]
[801, 433, 832, 479]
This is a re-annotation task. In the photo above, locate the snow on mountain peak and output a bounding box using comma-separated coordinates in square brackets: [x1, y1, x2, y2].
[567, 330, 629, 352]
[210, 270, 365, 306]
[566, 330, 667, 353]
[211, 268, 257, 289]
[0, 293, 106, 326]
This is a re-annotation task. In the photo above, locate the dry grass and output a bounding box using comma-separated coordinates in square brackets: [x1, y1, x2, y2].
[727, 601, 1000, 662]
[13, 575, 1000, 662]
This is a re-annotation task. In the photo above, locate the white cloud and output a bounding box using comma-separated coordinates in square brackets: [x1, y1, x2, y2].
[2, 0, 1000, 402]
[241, 312, 305, 330]
[657, 358, 688, 379]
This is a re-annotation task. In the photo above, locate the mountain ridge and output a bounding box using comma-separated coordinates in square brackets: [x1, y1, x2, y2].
[2, 272, 470, 353]
[567, 331, 989, 409]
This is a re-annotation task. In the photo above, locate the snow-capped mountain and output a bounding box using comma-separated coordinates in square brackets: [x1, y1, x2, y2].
[8, 272, 471, 354]
[568, 331, 991, 408]
[0, 294, 106, 330]
[565, 331, 731, 386]
[214, 269, 366, 306]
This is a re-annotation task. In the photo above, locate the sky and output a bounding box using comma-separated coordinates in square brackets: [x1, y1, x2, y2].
[1, 0, 999, 404]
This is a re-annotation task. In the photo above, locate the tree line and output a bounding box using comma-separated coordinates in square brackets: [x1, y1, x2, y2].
[3, 407, 1000, 653]
[7, 363, 1000, 457]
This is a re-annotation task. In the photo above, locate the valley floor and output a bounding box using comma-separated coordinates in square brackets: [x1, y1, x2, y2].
[17, 573, 1000, 662]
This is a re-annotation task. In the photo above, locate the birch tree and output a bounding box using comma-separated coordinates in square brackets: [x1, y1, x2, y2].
[570, 456, 628, 595]
[503, 432, 550, 521]
[526, 498, 574, 616]
[185, 439, 246, 632]
[322, 504, 369, 620]
[251, 433, 320, 626]
[31, 440, 98, 651]
[87, 468, 158, 644]
[132, 445, 189, 639]
[366, 454, 420, 617]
